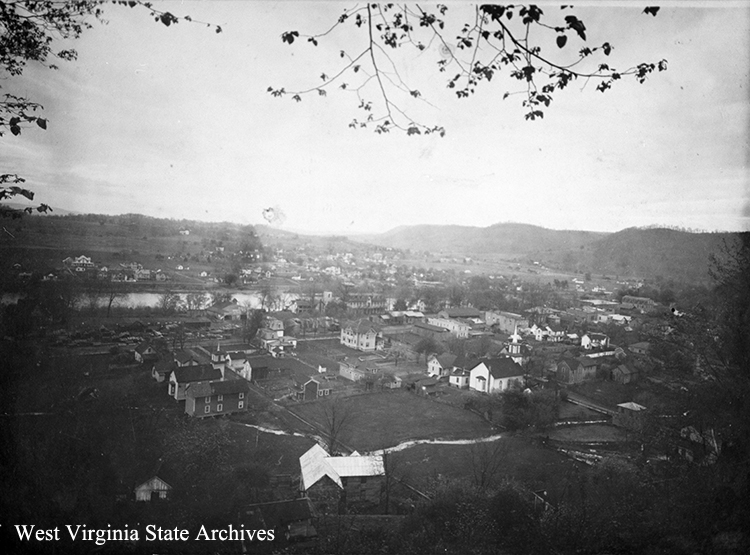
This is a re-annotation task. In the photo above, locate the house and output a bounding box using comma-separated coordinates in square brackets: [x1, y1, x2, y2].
[427, 353, 457, 377]
[612, 402, 647, 431]
[547, 324, 566, 342]
[628, 341, 651, 356]
[612, 363, 639, 385]
[184, 379, 250, 417]
[225, 351, 253, 381]
[468, 358, 524, 393]
[296, 377, 332, 401]
[169, 365, 223, 400]
[581, 333, 610, 350]
[151, 359, 177, 383]
[299, 444, 385, 512]
[556, 356, 598, 384]
[381, 374, 402, 389]
[339, 362, 369, 382]
[340, 319, 383, 352]
[134, 341, 159, 363]
[449, 368, 471, 389]
[411, 376, 439, 396]
[174, 350, 199, 367]
[206, 300, 244, 321]
[240, 498, 317, 545]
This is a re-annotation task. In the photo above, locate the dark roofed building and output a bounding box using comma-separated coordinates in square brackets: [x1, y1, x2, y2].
[169, 364, 223, 400]
[185, 379, 250, 417]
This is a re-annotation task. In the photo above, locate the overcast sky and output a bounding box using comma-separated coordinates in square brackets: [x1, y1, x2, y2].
[4, 2, 749, 235]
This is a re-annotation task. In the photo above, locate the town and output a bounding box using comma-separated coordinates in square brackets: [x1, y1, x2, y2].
[2, 213, 745, 554]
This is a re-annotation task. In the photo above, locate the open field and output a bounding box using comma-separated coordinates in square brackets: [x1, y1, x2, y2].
[390, 435, 580, 504]
[548, 424, 628, 443]
[288, 391, 495, 452]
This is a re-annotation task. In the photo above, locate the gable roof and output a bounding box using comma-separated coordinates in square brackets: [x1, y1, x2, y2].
[299, 444, 385, 491]
[171, 364, 222, 384]
[185, 379, 249, 398]
[174, 350, 196, 365]
[471, 357, 524, 379]
[153, 359, 177, 375]
[344, 318, 382, 335]
[135, 341, 155, 354]
[434, 353, 458, 368]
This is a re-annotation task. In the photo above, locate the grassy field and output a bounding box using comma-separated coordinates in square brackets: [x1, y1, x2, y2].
[390, 435, 581, 504]
[289, 390, 495, 452]
[548, 424, 628, 443]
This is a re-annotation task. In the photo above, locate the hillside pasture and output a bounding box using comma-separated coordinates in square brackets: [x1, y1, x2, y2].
[289, 390, 495, 452]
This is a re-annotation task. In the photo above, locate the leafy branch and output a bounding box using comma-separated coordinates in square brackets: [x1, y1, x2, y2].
[269, 3, 666, 132]
[0, 0, 220, 218]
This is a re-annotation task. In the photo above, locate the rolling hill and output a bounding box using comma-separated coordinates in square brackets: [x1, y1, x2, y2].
[353, 223, 741, 284]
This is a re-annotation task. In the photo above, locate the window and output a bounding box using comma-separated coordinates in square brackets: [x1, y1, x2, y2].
[204, 405, 210, 414]
[324, 389, 330, 396]
[217, 394, 223, 402]
[217, 404, 223, 412]
[239, 392, 245, 399]
[238, 401, 244, 409]
[318, 390, 323, 397]
[205, 396, 211, 403]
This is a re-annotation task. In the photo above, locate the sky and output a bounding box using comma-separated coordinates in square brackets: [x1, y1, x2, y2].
[3, 1, 749, 235]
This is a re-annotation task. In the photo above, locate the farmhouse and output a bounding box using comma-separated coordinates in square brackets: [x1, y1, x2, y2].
[184, 379, 250, 418]
[169, 365, 223, 400]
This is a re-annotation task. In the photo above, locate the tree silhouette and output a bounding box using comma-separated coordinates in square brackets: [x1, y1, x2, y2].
[269, 4, 666, 134]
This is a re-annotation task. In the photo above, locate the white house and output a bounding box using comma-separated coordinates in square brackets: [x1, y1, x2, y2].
[340, 319, 383, 352]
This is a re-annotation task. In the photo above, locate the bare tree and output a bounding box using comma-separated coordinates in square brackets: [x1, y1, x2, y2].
[158, 290, 180, 315]
[318, 397, 358, 455]
[467, 440, 508, 491]
[185, 291, 208, 312]
[104, 282, 127, 317]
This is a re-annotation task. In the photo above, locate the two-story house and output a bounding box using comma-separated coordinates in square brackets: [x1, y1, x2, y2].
[184, 379, 250, 417]
[340, 319, 383, 352]
[169, 365, 223, 400]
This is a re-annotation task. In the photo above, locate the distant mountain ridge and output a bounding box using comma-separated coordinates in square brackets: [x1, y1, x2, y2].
[353, 222, 740, 284]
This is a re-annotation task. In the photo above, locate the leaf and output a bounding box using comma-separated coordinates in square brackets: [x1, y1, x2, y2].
[602, 42, 612, 56]
[281, 31, 299, 44]
[10, 126, 20, 136]
[556, 35, 567, 49]
[407, 126, 421, 136]
[643, 7, 660, 16]
[36, 118, 47, 130]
